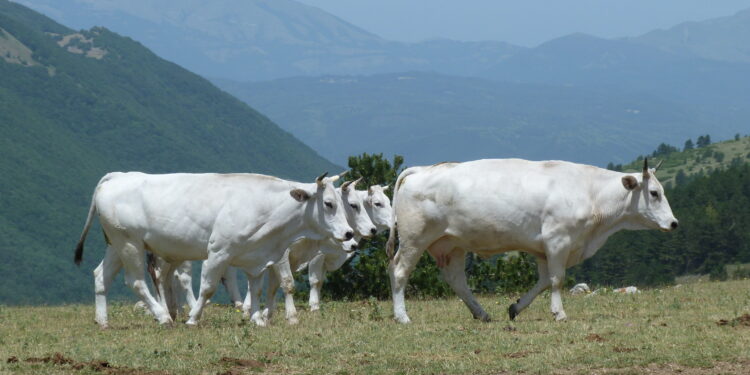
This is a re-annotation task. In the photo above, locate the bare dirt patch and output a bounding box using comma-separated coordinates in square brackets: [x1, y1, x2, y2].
[10, 352, 168, 374]
[504, 351, 536, 358]
[218, 356, 266, 375]
[554, 360, 750, 374]
[716, 314, 750, 327]
[612, 347, 638, 353]
[585, 333, 607, 342]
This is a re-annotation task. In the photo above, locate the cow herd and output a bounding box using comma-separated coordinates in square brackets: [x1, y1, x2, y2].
[74, 158, 678, 328]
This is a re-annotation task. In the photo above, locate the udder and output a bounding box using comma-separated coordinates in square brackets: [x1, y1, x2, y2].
[426, 236, 459, 268]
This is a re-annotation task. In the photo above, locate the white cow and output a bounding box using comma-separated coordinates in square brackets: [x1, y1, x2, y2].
[241, 177, 377, 325]
[385, 158, 678, 323]
[259, 183, 393, 324]
[74, 171, 353, 328]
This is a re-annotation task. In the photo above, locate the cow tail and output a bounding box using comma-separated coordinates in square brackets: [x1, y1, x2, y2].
[385, 167, 419, 261]
[74, 174, 111, 266]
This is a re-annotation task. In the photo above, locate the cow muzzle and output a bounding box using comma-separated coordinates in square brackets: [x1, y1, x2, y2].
[661, 219, 679, 232]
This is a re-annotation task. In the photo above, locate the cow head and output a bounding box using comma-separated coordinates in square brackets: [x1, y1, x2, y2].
[341, 177, 377, 238]
[621, 158, 679, 232]
[363, 184, 393, 232]
[290, 172, 354, 242]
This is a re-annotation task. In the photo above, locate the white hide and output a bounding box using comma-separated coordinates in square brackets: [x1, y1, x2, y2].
[76, 172, 353, 328]
[386, 158, 678, 324]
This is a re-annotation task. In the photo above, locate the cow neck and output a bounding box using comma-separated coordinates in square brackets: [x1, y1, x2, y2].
[281, 185, 327, 246]
[590, 173, 640, 232]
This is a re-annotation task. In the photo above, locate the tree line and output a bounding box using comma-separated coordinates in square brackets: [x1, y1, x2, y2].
[317, 153, 750, 301]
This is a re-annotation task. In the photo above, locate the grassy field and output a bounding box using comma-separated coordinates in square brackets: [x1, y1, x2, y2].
[1, 280, 749, 374]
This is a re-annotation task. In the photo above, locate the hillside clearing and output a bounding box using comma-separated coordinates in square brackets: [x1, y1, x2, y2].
[1, 280, 749, 374]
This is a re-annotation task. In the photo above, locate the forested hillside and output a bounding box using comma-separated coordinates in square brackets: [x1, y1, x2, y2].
[0, 0, 338, 304]
[611, 135, 750, 188]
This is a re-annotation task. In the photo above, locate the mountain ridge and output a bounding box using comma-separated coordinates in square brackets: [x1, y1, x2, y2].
[0, 0, 339, 304]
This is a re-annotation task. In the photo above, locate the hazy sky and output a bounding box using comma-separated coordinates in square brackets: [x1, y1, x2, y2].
[296, 0, 750, 46]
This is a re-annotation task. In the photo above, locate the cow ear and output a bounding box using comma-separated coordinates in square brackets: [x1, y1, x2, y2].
[290, 188, 311, 202]
[621, 175, 639, 191]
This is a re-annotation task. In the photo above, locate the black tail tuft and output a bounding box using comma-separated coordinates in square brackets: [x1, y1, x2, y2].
[74, 242, 84, 266]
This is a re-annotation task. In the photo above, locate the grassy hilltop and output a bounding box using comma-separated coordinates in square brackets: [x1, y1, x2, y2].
[1, 280, 749, 374]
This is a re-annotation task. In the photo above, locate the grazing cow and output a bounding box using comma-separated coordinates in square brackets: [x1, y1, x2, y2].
[75, 171, 353, 328]
[385, 158, 677, 323]
[259, 183, 393, 324]
[244, 178, 377, 326]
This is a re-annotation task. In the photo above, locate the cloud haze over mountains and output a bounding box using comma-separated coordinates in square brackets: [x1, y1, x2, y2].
[15, 0, 750, 166]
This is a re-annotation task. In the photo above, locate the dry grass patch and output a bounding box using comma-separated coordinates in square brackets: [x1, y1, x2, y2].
[1, 280, 749, 374]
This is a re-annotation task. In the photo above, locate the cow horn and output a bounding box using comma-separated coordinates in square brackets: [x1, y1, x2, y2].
[341, 180, 353, 191]
[352, 177, 363, 189]
[642, 158, 649, 179]
[316, 172, 328, 184]
[330, 170, 348, 183]
[654, 159, 664, 172]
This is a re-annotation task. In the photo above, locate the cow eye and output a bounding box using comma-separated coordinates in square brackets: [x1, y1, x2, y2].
[374, 202, 383, 208]
[324, 201, 333, 209]
[350, 203, 359, 211]
[650, 191, 659, 199]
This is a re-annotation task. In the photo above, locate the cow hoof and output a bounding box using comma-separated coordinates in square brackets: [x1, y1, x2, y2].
[553, 311, 567, 321]
[309, 305, 320, 312]
[394, 315, 411, 324]
[185, 320, 199, 327]
[508, 304, 520, 321]
[473, 312, 491, 322]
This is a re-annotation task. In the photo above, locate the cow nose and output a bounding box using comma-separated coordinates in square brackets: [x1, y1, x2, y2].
[670, 221, 679, 230]
[350, 244, 358, 252]
[345, 231, 354, 240]
[370, 228, 377, 236]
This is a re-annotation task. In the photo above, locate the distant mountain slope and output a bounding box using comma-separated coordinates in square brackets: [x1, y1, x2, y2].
[0, 0, 338, 304]
[482, 33, 750, 141]
[215, 72, 712, 167]
[632, 8, 750, 63]
[16, 0, 523, 81]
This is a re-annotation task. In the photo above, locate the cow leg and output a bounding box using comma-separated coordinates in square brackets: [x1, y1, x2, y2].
[222, 267, 243, 308]
[440, 249, 490, 322]
[262, 266, 280, 322]
[509, 258, 550, 320]
[160, 261, 180, 320]
[244, 271, 267, 327]
[186, 251, 230, 326]
[93, 247, 122, 329]
[307, 253, 326, 311]
[389, 243, 425, 324]
[119, 243, 173, 325]
[547, 253, 568, 321]
[271, 261, 298, 324]
[174, 261, 196, 311]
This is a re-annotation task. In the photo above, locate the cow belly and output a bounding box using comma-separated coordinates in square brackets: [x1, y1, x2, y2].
[143, 236, 209, 261]
[426, 234, 544, 268]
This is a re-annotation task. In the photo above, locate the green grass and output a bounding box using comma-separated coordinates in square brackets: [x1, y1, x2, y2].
[2, 280, 749, 374]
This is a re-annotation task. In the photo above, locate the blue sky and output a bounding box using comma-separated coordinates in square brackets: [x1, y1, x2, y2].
[297, 0, 750, 46]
